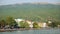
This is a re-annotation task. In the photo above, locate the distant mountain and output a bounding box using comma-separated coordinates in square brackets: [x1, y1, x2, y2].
[0, 3, 60, 22]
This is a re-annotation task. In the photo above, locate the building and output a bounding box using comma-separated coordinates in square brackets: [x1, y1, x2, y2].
[15, 19, 34, 28]
[15, 19, 24, 26]
[48, 21, 52, 23]
[38, 22, 47, 28]
[26, 20, 34, 28]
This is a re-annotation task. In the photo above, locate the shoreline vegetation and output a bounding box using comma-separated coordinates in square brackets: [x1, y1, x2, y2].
[0, 16, 60, 32]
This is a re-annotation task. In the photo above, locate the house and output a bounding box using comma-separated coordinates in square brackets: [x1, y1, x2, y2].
[15, 19, 25, 26]
[15, 19, 34, 28]
[58, 25, 60, 28]
[38, 22, 47, 28]
[48, 21, 52, 23]
[26, 20, 34, 28]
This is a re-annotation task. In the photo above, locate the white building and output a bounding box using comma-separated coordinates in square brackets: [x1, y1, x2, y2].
[48, 21, 52, 23]
[26, 20, 34, 28]
[15, 19, 24, 26]
[43, 23, 47, 27]
[38, 22, 47, 28]
[15, 19, 34, 28]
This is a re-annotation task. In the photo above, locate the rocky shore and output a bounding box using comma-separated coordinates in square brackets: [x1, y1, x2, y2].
[0, 27, 60, 32]
[0, 28, 40, 32]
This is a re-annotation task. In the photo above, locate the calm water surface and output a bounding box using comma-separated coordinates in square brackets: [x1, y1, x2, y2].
[0, 28, 60, 34]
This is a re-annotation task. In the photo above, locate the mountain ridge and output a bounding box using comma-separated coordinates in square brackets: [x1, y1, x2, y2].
[0, 3, 60, 22]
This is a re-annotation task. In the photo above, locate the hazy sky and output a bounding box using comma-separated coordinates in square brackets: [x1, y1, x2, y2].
[0, 0, 60, 5]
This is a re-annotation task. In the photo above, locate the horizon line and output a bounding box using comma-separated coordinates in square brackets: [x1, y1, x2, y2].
[0, 2, 60, 6]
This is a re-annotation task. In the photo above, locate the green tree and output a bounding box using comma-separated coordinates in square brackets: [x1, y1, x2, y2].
[48, 21, 57, 28]
[20, 21, 29, 28]
[0, 20, 6, 27]
[24, 22, 29, 28]
[33, 22, 39, 28]
[20, 21, 25, 28]
[6, 16, 17, 26]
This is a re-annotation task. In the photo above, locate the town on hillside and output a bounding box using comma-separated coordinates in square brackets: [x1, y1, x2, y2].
[0, 16, 60, 31]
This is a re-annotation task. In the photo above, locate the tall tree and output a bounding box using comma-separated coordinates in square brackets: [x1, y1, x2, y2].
[6, 16, 17, 26]
[0, 20, 6, 28]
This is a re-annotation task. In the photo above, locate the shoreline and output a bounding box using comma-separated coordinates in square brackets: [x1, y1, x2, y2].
[0, 27, 60, 32]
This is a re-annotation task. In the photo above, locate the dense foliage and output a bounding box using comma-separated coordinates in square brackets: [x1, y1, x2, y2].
[33, 22, 39, 28]
[20, 21, 29, 28]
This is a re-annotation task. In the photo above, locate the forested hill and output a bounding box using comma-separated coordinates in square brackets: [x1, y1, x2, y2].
[0, 3, 60, 22]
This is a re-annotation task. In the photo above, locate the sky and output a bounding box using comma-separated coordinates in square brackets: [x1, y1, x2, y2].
[0, 0, 60, 5]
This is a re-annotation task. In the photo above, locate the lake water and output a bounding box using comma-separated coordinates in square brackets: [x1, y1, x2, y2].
[0, 28, 60, 34]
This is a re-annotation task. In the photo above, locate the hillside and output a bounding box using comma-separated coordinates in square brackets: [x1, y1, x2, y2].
[0, 3, 60, 22]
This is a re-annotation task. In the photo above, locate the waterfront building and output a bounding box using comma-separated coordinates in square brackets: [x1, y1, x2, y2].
[26, 20, 34, 28]
[38, 22, 47, 28]
[15, 19, 24, 26]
